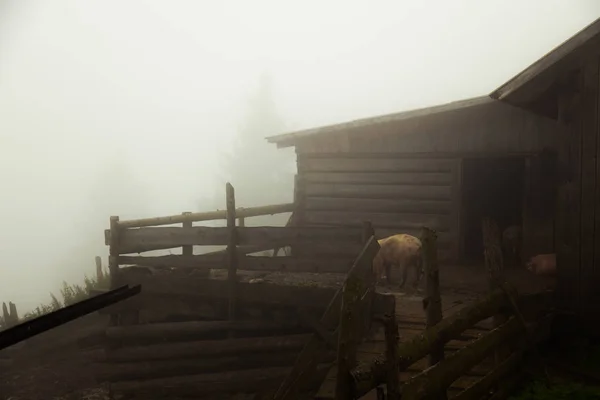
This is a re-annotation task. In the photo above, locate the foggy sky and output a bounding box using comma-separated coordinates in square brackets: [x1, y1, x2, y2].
[1, 0, 598, 311]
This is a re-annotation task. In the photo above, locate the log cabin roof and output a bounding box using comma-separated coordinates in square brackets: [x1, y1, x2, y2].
[266, 95, 494, 148]
[490, 17, 600, 119]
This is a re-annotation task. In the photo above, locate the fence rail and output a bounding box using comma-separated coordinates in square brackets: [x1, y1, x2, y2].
[116, 203, 294, 228]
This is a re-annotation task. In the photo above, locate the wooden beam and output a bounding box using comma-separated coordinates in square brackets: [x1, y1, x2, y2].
[304, 183, 452, 200]
[95, 351, 310, 383]
[400, 318, 523, 400]
[305, 197, 452, 214]
[112, 226, 365, 254]
[110, 270, 337, 309]
[105, 320, 305, 341]
[118, 254, 355, 273]
[350, 288, 513, 397]
[298, 157, 454, 173]
[303, 211, 451, 231]
[117, 202, 295, 228]
[303, 171, 452, 186]
[101, 333, 311, 363]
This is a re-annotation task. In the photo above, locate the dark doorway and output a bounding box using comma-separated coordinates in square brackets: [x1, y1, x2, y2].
[461, 157, 526, 263]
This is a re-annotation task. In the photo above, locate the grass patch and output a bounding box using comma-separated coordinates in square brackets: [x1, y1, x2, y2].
[509, 380, 600, 400]
[0, 268, 110, 328]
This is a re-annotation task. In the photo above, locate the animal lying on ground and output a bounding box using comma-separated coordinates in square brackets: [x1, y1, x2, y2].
[526, 253, 556, 275]
[502, 225, 522, 267]
[372, 234, 423, 288]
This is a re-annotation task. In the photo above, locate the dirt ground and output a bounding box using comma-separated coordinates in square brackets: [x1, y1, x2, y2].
[0, 314, 110, 400]
[0, 264, 554, 400]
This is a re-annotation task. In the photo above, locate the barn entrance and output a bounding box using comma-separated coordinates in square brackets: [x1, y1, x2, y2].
[461, 156, 526, 263]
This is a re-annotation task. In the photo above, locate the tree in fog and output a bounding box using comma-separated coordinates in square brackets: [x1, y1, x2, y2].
[214, 73, 295, 225]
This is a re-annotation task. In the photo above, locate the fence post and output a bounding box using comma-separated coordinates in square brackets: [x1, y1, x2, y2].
[9, 302, 18, 326]
[2, 303, 10, 328]
[334, 275, 363, 400]
[421, 226, 449, 399]
[482, 217, 509, 365]
[95, 256, 103, 282]
[182, 212, 193, 257]
[382, 295, 400, 400]
[226, 183, 238, 338]
[421, 227, 444, 366]
[108, 216, 121, 326]
[361, 221, 376, 333]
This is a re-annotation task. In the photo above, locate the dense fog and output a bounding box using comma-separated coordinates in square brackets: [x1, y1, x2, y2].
[0, 0, 598, 312]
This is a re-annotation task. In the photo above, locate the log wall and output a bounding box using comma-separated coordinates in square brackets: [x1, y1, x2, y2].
[295, 154, 461, 261]
[95, 267, 338, 398]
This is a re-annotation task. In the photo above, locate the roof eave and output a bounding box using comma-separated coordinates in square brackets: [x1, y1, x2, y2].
[490, 18, 600, 108]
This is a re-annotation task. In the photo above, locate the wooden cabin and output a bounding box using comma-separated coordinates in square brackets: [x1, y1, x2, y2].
[267, 96, 564, 264]
[491, 17, 600, 316]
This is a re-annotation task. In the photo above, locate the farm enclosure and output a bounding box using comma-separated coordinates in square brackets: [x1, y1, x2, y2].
[89, 181, 558, 399]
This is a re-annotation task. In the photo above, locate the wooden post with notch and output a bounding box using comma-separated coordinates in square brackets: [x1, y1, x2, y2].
[381, 294, 400, 400]
[421, 226, 447, 399]
[108, 216, 120, 326]
[335, 267, 366, 399]
[226, 183, 238, 337]
[9, 302, 18, 326]
[94, 256, 103, 282]
[182, 212, 193, 257]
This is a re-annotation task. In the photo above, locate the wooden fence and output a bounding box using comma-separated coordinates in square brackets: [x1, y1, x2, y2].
[96, 183, 380, 398]
[340, 220, 554, 400]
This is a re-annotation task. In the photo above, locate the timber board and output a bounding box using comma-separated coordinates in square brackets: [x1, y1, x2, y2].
[315, 288, 497, 399]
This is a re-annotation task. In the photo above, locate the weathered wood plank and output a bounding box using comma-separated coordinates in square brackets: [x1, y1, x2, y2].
[118, 203, 295, 228]
[595, 58, 600, 314]
[305, 197, 452, 214]
[101, 333, 310, 362]
[105, 320, 306, 341]
[110, 365, 289, 396]
[119, 254, 355, 273]
[303, 211, 452, 231]
[580, 59, 599, 315]
[452, 347, 523, 400]
[298, 157, 454, 173]
[350, 288, 513, 397]
[569, 74, 583, 313]
[274, 237, 380, 400]
[109, 269, 337, 309]
[555, 86, 575, 311]
[115, 226, 364, 254]
[400, 318, 522, 400]
[303, 172, 452, 186]
[305, 182, 452, 200]
[96, 351, 307, 383]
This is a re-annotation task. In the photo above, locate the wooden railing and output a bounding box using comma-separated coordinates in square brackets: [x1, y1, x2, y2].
[346, 220, 554, 400]
[273, 234, 381, 400]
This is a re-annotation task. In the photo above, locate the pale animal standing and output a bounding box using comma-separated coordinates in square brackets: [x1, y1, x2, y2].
[372, 234, 423, 288]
